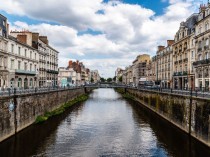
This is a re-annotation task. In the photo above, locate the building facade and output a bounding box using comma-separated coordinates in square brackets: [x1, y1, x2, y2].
[0, 14, 9, 89]
[194, 4, 210, 91]
[7, 35, 39, 89]
[172, 14, 198, 90]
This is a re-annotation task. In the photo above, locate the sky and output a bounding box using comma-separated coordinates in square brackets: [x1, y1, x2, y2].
[0, 0, 207, 78]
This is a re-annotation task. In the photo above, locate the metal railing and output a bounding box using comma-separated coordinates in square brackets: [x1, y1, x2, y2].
[0, 86, 84, 97]
[126, 86, 210, 99]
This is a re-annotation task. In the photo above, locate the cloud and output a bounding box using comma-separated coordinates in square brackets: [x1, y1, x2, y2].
[0, 0, 201, 77]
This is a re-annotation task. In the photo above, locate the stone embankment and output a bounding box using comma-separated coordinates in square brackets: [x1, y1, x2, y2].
[123, 88, 210, 147]
[0, 87, 92, 143]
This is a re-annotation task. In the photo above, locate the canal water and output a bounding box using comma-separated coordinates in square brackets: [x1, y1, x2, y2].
[0, 88, 210, 157]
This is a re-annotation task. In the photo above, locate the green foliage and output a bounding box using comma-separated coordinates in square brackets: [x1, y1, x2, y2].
[100, 77, 106, 82]
[119, 76, 122, 82]
[107, 78, 112, 82]
[35, 94, 89, 124]
[91, 77, 94, 83]
[115, 88, 135, 100]
[113, 76, 116, 81]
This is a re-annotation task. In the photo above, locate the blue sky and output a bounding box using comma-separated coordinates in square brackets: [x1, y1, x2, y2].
[0, 0, 203, 77]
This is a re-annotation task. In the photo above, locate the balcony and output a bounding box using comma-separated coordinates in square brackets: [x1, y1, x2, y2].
[197, 47, 202, 52]
[204, 45, 209, 50]
[183, 58, 188, 62]
[15, 69, 37, 76]
[46, 69, 59, 74]
[204, 73, 209, 78]
[193, 58, 210, 66]
[174, 61, 178, 65]
[179, 60, 182, 63]
[173, 71, 188, 76]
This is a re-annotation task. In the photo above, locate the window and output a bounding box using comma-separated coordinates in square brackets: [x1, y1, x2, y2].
[3, 20, 6, 26]
[18, 47, 21, 55]
[185, 53, 187, 58]
[24, 63, 27, 71]
[35, 65, 36, 71]
[199, 54, 202, 61]
[185, 65, 187, 72]
[206, 38, 209, 46]
[30, 64, 32, 71]
[35, 53, 36, 60]
[10, 59, 14, 70]
[192, 39, 194, 46]
[18, 61, 21, 70]
[205, 22, 209, 31]
[30, 51, 32, 59]
[199, 26, 202, 34]
[205, 52, 209, 59]
[11, 44, 14, 53]
[191, 51, 194, 58]
[25, 49, 27, 57]
[199, 41, 202, 48]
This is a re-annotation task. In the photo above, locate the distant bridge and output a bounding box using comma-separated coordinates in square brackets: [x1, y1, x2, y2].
[84, 83, 126, 88]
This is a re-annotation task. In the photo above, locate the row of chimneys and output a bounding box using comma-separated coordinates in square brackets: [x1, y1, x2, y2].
[157, 40, 174, 52]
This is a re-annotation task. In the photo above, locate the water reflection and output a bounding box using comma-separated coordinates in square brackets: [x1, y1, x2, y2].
[0, 88, 210, 157]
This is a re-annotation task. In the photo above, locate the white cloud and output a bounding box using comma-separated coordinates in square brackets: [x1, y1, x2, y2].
[0, 0, 202, 77]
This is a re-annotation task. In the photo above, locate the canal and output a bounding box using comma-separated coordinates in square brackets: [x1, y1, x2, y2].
[0, 88, 210, 157]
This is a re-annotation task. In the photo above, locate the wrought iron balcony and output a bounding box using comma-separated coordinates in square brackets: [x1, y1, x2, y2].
[183, 58, 188, 62]
[204, 45, 209, 50]
[197, 47, 202, 52]
[46, 69, 59, 74]
[193, 58, 210, 66]
[15, 69, 37, 76]
[173, 71, 188, 76]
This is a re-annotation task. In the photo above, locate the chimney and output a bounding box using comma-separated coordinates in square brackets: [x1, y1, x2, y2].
[68, 60, 73, 68]
[167, 40, 174, 46]
[17, 34, 27, 44]
[200, 4, 206, 13]
[6, 23, 9, 37]
[39, 36, 48, 45]
[157, 45, 165, 52]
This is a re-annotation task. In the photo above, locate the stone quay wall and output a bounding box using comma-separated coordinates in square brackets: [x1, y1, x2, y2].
[0, 87, 89, 143]
[127, 88, 210, 147]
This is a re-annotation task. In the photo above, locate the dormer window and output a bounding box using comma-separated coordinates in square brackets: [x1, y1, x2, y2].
[198, 54, 202, 61]
[205, 52, 209, 59]
[205, 22, 209, 31]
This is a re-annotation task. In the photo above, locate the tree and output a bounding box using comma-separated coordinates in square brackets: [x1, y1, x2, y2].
[107, 78, 112, 82]
[91, 77, 94, 83]
[100, 77, 106, 82]
[119, 76, 122, 82]
[113, 76, 116, 81]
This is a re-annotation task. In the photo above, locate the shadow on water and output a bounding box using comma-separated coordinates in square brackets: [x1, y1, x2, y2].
[128, 99, 210, 157]
[0, 102, 85, 157]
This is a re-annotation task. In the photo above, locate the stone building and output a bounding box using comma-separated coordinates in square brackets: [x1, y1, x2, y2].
[91, 70, 100, 83]
[58, 67, 77, 87]
[172, 14, 198, 90]
[194, 4, 210, 91]
[132, 54, 150, 86]
[0, 14, 9, 89]
[115, 68, 124, 83]
[68, 60, 82, 85]
[7, 35, 39, 89]
[156, 40, 174, 88]
[10, 31, 59, 87]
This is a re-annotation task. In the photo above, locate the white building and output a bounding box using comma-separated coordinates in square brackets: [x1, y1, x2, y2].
[7, 35, 39, 89]
[58, 67, 77, 87]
